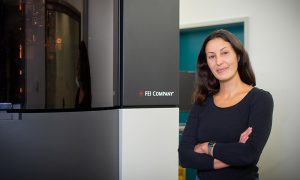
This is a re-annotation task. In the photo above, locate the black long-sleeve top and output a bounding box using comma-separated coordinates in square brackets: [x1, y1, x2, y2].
[178, 87, 273, 180]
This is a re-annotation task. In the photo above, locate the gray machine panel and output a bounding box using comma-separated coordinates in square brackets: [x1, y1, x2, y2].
[179, 71, 196, 112]
[0, 110, 119, 180]
[122, 0, 179, 106]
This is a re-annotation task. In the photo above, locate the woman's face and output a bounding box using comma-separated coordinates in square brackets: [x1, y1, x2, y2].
[205, 38, 239, 83]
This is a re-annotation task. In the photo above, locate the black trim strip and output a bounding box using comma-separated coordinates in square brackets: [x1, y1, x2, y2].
[6, 105, 178, 113]
[120, 105, 179, 109]
[6, 106, 121, 113]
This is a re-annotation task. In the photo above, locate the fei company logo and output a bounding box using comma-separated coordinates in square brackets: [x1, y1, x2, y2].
[138, 90, 175, 97]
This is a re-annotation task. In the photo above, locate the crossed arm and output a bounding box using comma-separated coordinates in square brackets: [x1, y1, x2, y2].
[193, 127, 253, 169]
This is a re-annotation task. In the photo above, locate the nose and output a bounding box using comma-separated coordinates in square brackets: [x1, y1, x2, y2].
[215, 55, 223, 66]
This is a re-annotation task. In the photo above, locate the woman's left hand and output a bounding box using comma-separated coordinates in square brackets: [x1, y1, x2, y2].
[239, 127, 252, 143]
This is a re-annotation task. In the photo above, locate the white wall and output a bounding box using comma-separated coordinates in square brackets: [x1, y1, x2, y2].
[119, 108, 179, 180]
[180, 0, 300, 179]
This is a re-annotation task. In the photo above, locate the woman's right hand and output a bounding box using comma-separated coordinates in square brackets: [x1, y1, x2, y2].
[239, 127, 252, 143]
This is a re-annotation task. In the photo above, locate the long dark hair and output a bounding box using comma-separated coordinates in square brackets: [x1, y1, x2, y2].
[193, 29, 256, 104]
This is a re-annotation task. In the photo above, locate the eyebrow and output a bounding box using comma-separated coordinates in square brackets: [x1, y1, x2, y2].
[207, 46, 228, 54]
[220, 47, 228, 51]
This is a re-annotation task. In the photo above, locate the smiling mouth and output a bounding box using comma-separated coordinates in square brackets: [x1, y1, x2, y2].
[216, 67, 228, 73]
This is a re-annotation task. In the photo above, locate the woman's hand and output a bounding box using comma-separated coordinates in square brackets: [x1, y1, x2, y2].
[239, 127, 252, 143]
[194, 142, 208, 154]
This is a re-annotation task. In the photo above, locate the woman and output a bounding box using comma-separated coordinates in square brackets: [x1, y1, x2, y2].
[178, 29, 273, 180]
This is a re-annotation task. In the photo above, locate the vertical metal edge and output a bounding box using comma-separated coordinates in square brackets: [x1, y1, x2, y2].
[118, 109, 122, 180]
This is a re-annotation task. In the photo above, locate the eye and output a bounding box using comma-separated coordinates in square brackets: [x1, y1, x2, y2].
[207, 55, 215, 60]
[221, 51, 229, 55]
